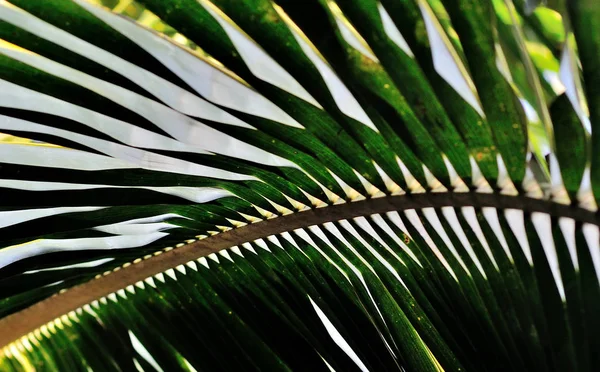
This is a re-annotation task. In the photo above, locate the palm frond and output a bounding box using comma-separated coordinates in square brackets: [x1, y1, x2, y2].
[0, 0, 598, 370]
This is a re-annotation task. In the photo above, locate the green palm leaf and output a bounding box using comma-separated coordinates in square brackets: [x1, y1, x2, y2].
[0, 0, 598, 370]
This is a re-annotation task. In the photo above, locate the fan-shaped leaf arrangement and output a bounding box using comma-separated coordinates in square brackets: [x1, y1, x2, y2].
[0, 0, 598, 370]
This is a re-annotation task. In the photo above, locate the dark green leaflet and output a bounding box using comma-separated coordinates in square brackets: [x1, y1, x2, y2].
[379, 0, 500, 182]
[440, 0, 529, 185]
[4, 205, 596, 371]
[0, 0, 598, 371]
[550, 94, 587, 201]
[567, 0, 600, 203]
[205, 0, 414, 188]
[275, 0, 445, 186]
[132, 0, 394, 191]
[335, 0, 475, 182]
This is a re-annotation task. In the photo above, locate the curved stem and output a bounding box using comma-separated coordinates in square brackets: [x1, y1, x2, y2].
[0, 192, 596, 347]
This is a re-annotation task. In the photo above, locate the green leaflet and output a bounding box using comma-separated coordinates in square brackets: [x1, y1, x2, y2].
[550, 94, 587, 201]
[0, 0, 598, 371]
[440, 0, 529, 185]
[4, 206, 597, 371]
[567, 0, 600, 203]
[335, 0, 474, 183]
[133, 0, 394, 191]
[275, 0, 444, 186]
[6, 0, 194, 89]
[380, 0, 500, 182]
[205, 0, 420, 189]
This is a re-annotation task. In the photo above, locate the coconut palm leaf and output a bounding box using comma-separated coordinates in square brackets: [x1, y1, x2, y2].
[0, 0, 598, 370]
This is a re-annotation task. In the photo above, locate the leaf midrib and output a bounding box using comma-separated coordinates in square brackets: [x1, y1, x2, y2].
[0, 191, 596, 348]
